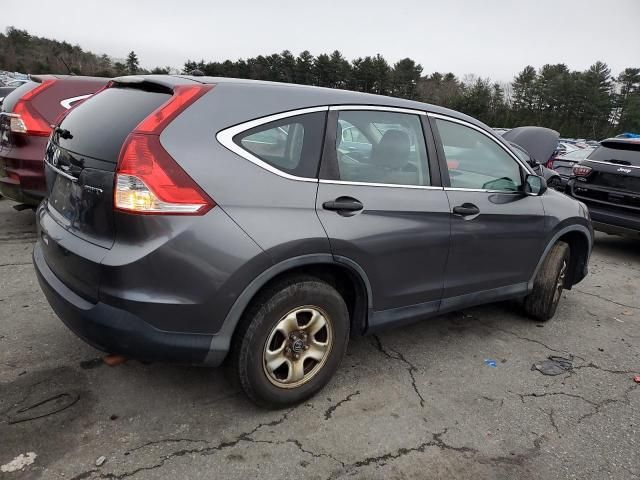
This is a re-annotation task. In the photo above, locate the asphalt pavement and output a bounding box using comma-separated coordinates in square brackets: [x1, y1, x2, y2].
[1, 198, 638, 479]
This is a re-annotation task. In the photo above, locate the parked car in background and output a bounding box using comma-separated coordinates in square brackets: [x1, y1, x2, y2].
[548, 147, 595, 189]
[555, 141, 579, 157]
[3, 79, 29, 88]
[0, 86, 17, 108]
[0, 75, 108, 205]
[567, 137, 640, 237]
[35, 76, 592, 407]
[509, 142, 562, 190]
[502, 126, 562, 190]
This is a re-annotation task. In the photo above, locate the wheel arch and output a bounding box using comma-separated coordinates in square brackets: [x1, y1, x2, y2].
[529, 224, 592, 291]
[206, 254, 372, 365]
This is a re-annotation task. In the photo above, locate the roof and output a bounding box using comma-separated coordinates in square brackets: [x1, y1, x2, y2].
[113, 74, 490, 132]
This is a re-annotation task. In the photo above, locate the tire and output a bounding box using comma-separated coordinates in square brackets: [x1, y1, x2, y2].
[229, 275, 350, 408]
[524, 241, 570, 321]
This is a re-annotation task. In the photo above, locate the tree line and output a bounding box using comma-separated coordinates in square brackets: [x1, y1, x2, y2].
[1, 26, 638, 139]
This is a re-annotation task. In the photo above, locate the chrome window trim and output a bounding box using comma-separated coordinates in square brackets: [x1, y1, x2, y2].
[444, 187, 522, 194]
[60, 94, 92, 110]
[319, 179, 444, 190]
[428, 112, 531, 172]
[330, 105, 427, 116]
[216, 106, 329, 182]
[44, 159, 78, 182]
[584, 159, 640, 170]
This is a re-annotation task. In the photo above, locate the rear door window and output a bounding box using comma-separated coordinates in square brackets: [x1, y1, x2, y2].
[57, 86, 170, 162]
[233, 111, 326, 178]
[334, 110, 431, 186]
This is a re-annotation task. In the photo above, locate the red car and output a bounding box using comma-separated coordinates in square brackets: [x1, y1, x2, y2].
[0, 75, 108, 205]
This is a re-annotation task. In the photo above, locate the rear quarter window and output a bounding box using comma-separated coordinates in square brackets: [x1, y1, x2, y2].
[57, 87, 170, 162]
[233, 111, 326, 178]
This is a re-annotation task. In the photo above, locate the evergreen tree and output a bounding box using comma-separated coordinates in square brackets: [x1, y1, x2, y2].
[126, 51, 139, 75]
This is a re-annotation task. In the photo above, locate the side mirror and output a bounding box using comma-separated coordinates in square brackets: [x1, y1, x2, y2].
[524, 174, 547, 196]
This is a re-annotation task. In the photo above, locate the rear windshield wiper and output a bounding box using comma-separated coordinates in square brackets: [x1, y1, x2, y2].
[53, 126, 73, 140]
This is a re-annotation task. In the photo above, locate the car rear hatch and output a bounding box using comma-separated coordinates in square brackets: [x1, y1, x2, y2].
[572, 140, 640, 210]
[42, 81, 176, 299]
[502, 126, 560, 165]
[41, 77, 214, 300]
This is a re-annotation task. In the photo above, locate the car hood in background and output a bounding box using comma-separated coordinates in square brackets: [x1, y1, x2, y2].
[503, 126, 560, 164]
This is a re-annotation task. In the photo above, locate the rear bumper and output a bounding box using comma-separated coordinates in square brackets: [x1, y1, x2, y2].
[567, 182, 640, 236]
[0, 141, 47, 205]
[34, 242, 228, 365]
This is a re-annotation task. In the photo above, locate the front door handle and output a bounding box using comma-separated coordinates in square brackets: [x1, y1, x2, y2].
[452, 203, 480, 216]
[323, 197, 364, 212]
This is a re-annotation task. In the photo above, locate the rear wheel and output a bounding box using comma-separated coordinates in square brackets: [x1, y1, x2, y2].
[524, 241, 570, 321]
[230, 276, 349, 408]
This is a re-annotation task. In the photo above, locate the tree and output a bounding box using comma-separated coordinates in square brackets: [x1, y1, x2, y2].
[313, 53, 332, 87]
[615, 68, 640, 133]
[295, 50, 315, 85]
[512, 66, 538, 123]
[150, 66, 171, 74]
[328, 50, 351, 89]
[351, 56, 376, 93]
[126, 51, 139, 75]
[113, 61, 127, 76]
[392, 58, 422, 99]
[581, 61, 613, 138]
[370, 54, 391, 95]
[3, 26, 638, 139]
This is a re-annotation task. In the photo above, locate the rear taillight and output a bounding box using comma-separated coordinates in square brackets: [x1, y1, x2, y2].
[114, 84, 215, 215]
[10, 80, 56, 136]
[572, 165, 592, 177]
[546, 159, 555, 169]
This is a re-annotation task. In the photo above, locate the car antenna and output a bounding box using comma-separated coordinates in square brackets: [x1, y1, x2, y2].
[57, 56, 75, 75]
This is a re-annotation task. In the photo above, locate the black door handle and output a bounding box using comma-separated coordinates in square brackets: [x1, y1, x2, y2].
[452, 203, 480, 216]
[323, 197, 364, 212]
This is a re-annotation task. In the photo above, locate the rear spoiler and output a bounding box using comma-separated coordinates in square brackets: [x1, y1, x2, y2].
[600, 139, 640, 151]
[111, 75, 201, 93]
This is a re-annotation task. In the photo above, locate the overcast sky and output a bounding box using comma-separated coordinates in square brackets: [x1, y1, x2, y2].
[3, 0, 639, 81]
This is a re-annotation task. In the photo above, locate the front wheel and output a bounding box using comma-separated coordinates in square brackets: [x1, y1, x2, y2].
[230, 276, 350, 408]
[523, 241, 570, 321]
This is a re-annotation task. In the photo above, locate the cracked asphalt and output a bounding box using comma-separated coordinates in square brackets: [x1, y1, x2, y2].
[1, 198, 638, 480]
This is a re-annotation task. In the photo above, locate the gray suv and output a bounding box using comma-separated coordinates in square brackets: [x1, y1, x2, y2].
[34, 76, 593, 407]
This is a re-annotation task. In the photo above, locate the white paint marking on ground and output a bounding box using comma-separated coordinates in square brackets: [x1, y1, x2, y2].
[1, 452, 37, 472]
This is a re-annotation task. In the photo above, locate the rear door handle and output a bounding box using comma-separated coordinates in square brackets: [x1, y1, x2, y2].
[452, 203, 480, 216]
[323, 197, 364, 212]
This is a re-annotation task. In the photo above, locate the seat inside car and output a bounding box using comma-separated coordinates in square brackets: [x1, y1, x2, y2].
[340, 129, 419, 185]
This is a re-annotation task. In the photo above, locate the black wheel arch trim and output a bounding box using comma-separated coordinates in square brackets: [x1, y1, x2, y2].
[204, 253, 372, 366]
[528, 223, 593, 291]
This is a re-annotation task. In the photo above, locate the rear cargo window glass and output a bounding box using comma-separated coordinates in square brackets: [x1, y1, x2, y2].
[234, 112, 326, 178]
[57, 87, 170, 162]
[588, 144, 640, 166]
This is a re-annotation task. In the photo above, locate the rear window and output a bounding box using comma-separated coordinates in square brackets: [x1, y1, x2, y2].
[57, 87, 170, 162]
[233, 112, 326, 178]
[588, 143, 640, 167]
[1, 81, 39, 113]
